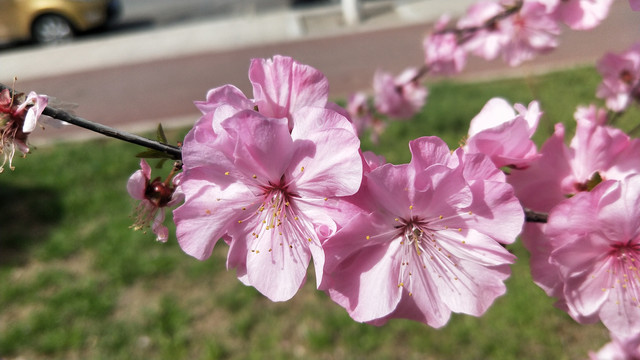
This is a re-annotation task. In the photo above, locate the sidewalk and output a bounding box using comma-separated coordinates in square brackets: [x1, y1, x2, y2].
[0, 0, 476, 83]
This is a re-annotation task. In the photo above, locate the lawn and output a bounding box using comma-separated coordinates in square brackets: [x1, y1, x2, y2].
[1, 66, 636, 359]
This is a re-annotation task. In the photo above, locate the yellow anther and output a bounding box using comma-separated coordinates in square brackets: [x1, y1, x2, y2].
[439, 215, 443, 219]
[398, 283, 404, 288]
[238, 220, 243, 224]
[409, 205, 414, 210]
[300, 166, 305, 172]
[224, 171, 230, 175]
[458, 228, 462, 232]
[252, 174, 257, 179]
[205, 209, 211, 215]
[366, 235, 370, 240]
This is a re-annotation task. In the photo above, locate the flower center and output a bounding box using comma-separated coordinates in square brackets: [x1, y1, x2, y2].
[395, 212, 470, 296]
[604, 241, 640, 301]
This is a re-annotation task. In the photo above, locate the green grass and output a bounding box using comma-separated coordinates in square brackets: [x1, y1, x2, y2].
[0, 66, 636, 359]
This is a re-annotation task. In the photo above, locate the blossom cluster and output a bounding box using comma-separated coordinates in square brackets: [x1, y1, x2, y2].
[125, 54, 523, 327]
[348, 0, 619, 142]
[119, 0, 640, 355]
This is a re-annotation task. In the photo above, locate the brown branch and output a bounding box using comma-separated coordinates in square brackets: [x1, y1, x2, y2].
[0, 83, 182, 160]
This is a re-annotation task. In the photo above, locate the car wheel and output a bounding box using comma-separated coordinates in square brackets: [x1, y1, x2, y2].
[32, 14, 74, 44]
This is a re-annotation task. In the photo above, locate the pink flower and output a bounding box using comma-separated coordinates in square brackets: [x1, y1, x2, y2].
[127, 159, 181, 243]
[457, 1, 512, 61]
[545, 175, 640, 335]
[589, 332, 640, 360]
[501, 1, 561, 66]
[174, 105, 363, 302]
[346, 92, 373, 137]
[0, 89, 48, 172]
[194, 55, 332, 132]
[508, 106, 640, 302]
[465, 97, 541, 169]
[632, 0, 640, 11]
[423, 15, 467, 75]
[321, 137, 522, 327]
[510, 105, 638, 211]
[596, 42, 640, 112]
[540, 0, 614, 30]
[373, 67, 428, 119]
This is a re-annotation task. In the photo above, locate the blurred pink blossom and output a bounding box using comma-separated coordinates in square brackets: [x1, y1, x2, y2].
[589, 332, 640, 360]
[539, 0, 613, 30]
[596, 42, 640, 112]
[346, 91, 373, 136]
[373, 67, 428, 119]
[501, 1, 561, 66]
[630, 0, 640, 11]
[457, 1, 512, 60]
[424, 15, 467, 74]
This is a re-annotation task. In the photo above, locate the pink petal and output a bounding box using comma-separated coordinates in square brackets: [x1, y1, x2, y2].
[249, 55, 329, 124]
[287, 108, 363, 198]
[221, 111, 294, 182]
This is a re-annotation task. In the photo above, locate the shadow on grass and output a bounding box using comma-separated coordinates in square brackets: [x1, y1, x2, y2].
[0, 184, 62, 267]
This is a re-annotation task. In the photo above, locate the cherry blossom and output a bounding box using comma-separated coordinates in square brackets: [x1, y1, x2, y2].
[589, 331, 640, 360]
[457, 1, 512, 61]
[0, 89, 48, 172]
[321, 137, 522, 327]
[508, 105, 640, 302]
[423, 15, 467, 75]
[465, 97, 541, 169]
[174, 105, 363, 302]
[539, 0, 614, 30]
[596, 42, 640, 112]
[127, 159, 182, 242]
[546, 175, 640, 335]
[346, 92, 373, 136]
[373, 67, 428, 119]
[501, 1, 561, 67]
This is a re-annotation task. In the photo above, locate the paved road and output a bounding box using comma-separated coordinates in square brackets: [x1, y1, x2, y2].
[18, 1, 640, 144]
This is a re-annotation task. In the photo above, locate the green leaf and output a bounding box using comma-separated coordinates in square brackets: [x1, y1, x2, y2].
[156, 124, 168, 144]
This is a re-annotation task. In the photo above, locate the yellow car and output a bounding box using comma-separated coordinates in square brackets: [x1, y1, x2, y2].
[0, 0, 120, 44]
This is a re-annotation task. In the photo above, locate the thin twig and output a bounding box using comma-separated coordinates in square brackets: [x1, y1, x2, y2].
[524, 208, 548, 223]
[0, 83, 182, 160]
